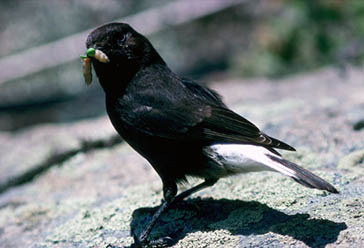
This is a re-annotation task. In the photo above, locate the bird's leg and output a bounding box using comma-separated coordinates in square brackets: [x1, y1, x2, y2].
[133, 182, 177, 247]
[174, 178, 218, 202]
[132, 179, 218, 247]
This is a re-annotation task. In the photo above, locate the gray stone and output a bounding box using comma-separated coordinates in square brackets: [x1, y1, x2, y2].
[0, 67, 363, 247]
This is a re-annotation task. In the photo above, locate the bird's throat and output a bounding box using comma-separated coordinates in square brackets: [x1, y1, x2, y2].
[94, 62, 139, 98]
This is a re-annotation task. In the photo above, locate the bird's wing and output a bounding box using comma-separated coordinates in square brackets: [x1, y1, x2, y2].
[196, 107, 295, 151]
[122, 99, 294, 151]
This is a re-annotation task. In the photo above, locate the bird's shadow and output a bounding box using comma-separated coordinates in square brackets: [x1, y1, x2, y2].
[127, 198, 346, 247]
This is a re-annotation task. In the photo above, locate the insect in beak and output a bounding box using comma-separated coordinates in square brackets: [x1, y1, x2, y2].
[80, 48, 109, 85]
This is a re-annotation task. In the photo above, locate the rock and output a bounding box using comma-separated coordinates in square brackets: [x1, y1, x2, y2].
[0, 67, 363, 247]
[338, 149, 364, 182]
[0, 117, 123, 193]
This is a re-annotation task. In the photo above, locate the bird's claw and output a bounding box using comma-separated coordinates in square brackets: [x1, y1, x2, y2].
[148, 236, 174, 247]
[132, 230, 173, 248]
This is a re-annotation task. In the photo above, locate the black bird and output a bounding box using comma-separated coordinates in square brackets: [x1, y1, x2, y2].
[84, 23, 338, 247]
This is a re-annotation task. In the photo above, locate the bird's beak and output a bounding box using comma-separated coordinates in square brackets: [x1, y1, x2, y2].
[80, 48, 110, 86]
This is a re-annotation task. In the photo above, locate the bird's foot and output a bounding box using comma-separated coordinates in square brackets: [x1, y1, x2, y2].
[132, 230, 173, 248]
[148, 236, 174, 247]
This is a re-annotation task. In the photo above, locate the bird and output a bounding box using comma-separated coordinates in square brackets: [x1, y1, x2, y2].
[83, 22, 338, 247]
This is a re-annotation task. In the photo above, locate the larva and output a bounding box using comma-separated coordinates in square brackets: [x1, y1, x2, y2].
[82, 57, 92, 85]
[80, 48, 109, 85]
[87, 48, 109, 63]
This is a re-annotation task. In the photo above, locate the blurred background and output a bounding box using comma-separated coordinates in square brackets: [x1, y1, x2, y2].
[1, 0, 364, 132]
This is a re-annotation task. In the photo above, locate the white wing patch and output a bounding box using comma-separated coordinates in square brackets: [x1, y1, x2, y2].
[204, 144, 298, 178]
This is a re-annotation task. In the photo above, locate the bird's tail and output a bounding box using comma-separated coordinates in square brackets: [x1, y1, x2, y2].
[266, 154, 339, 193]
[205, 144, 339, 193]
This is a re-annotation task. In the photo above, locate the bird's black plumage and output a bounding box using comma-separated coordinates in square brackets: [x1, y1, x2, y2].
[85, 23, 338, 247]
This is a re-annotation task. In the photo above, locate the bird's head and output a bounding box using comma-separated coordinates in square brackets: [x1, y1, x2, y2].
[83, 23, 165, 91]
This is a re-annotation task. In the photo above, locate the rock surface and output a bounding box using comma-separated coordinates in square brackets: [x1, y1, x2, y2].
[0, 67, 363, 247]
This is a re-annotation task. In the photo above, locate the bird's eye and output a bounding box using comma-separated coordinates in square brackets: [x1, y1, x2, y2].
[118, 34, 127, 46]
